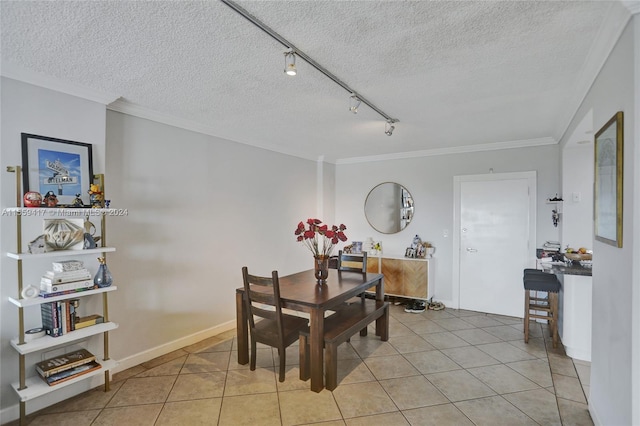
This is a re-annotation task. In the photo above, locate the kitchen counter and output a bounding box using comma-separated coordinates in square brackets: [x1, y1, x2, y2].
[539, 262, 592, 361]
[539, 262, 592, 276]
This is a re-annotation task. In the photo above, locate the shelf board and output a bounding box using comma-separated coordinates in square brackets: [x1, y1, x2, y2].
[11, 322, 119, 355]
[8, 286, 118, 308]
[11, 358, 117, 401]
[7, 247, 116, 260]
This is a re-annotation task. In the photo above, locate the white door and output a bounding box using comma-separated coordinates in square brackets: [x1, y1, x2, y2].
[455, 172, 536, 317]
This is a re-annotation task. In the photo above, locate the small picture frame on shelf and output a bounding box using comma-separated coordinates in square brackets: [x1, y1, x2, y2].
[405, 247, 415, 258]
[21, 133, 94, 207]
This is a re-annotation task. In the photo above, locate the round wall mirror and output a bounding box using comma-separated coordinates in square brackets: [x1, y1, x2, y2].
[364, 182, 414, 234]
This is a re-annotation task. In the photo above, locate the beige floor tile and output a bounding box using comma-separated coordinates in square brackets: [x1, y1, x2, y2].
[279, 389, 343, 425]
[140, 349, 189, 370]
[219, 393, 281, 426]
[332, 381, 398, 419]
[557, 397, 594, 426]
[112, 365, 147, 382]
[107, 376, 177, 407]
[182, 335, 230, 353]
[273, 343, 301, 367]
[502, 388, 562, 425]
[276, 365, 316, 391]
[167, 371, 226, 401]
[487, 314, 522, 325]
[431, 317, 475, 331]
[440, 346, 501, 368]
[506, 359, 553, 388]
[336, 342, 361, 359]
[344, 411, 409, 425]
[451, 328, 502, 345]
[43, 380, 124, 413]
[419, 309, 456, 320]
[349, 338, 399, 358]
[548, 353, 578, 377]
[155, 398, 222, 425]
[388, 320, 421, 337]
[334, 357, 377, 386]
[93, 404, 163, 426]
[26, 410, 101, 426]
[300, 421, 346, 426]
[426, 369, 495, 402]
[136, 355, 187, 377]
[467, 364, 540, 394]
[455, 395, 537, 425]
[388, 334, 435, 353]
[421, 332, 470, 349]
[224, 367, 277, 396]
[482, 325, 525, 341]
[458, 314, 505, 328]
[575, 363, 591, 385]
[405, 320, 448, 334]
[552, 373, 587, 404]
[403, 350, 462, 374]
[475, 342, 536, 363]
[229, 348, 274, 370]
[507, 338, 549, 359]
[364, 354, 421, 380]
[402, 403, 474, 425]
[180, 351, 231, 373]
[379, 375, 449, 409]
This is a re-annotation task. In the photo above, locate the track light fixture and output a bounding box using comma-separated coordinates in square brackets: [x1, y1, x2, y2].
[221, 0, 399, 128]
[385, 120, 395, 136]
[349, 93, 361, 114]
[284, 50, 297, 76]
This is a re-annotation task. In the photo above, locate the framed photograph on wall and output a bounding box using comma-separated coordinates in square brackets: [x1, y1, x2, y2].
[21, 134, 94, 206]
[594, 111, 623, 247]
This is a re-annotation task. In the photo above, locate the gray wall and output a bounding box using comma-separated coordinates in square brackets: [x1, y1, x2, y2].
[334, 146, 561, 306]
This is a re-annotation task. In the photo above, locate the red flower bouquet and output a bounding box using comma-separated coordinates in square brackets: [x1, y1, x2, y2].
[295, 219, 347, 257]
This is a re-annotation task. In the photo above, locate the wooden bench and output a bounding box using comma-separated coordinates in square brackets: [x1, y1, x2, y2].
[299, 298, 389, 391]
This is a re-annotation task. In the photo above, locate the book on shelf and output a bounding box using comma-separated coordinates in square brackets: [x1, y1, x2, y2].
[40, 279, 95, 294]
[35, 348, 96, 378]
[42, 269, 92, 284]
[45, 360, 102, 386]
[74, 314, 104, 330]
[39, 286, 94, 299]
[51, 260, 85, 273]
[40, 301, 61, 337]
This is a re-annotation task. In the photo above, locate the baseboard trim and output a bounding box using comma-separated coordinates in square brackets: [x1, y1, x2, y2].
[589, 403, 603, 426]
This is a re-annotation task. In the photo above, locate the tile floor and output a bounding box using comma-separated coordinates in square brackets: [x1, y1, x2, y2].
[9, 304, 593, 425]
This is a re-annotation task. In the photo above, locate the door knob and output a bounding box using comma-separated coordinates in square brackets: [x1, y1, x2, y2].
[466, 248, 478, 253]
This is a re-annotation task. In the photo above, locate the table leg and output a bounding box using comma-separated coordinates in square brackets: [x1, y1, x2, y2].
[309, 308, 324, 392]
[375, 276, 389, 341]
[236, 292, 249, 365]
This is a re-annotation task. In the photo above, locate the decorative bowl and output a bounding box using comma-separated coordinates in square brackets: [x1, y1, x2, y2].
[564, 252, 592, 262]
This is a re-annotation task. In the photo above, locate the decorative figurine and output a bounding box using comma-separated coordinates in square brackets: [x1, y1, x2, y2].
[43, 191, 58, 207]
[88, 183, 103, 208]
[71, 193, 84, 208]
[23, 191, 43, 208]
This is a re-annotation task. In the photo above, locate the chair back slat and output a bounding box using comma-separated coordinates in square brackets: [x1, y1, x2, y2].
[337, 250, 368, 273]
[242, 266, 285, 342]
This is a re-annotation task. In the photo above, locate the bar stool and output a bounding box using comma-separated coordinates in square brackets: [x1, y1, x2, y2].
[523, 269, 560, 348]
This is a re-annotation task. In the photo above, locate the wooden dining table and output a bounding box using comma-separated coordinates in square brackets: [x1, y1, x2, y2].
[236, 269, 387, 392]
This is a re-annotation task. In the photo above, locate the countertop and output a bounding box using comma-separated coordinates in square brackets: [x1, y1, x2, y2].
[540, 262, 592, 277]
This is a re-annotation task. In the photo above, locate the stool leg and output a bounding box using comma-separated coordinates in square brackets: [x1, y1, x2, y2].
[524, 290, 530, 343]
[551, 292, 559, 348]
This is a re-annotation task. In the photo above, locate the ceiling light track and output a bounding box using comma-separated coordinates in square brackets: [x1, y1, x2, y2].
[220, 0, 399, 127]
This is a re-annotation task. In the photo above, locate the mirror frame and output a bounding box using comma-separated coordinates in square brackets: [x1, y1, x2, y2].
[364, 182, 414, 234]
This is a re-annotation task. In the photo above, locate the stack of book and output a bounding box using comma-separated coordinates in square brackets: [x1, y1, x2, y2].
[40, 298, 104, 337]
[40, 260, 95, 298]
[35, 348, 101, 386]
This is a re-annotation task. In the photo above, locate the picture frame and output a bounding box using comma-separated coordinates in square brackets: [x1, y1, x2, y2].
[594, 111, 623, 247]
[21, 134, 94, 206]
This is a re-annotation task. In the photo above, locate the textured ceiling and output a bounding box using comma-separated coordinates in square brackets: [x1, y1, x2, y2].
[0, 1, 626, 163]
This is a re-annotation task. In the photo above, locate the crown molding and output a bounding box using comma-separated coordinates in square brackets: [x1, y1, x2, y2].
[0, 61, 120, 105]
[335, 137, 557, 165]
[621, 1, 640, 14]
[556, 1, 634, 142]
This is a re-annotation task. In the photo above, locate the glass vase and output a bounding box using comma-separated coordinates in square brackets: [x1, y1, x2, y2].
[314, 255, 329, 284]
[94, 257, 113, 288]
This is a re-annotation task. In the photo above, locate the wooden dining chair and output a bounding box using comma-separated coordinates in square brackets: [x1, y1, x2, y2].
[337, 250, 368, 273]
[242, 266, 309, 382]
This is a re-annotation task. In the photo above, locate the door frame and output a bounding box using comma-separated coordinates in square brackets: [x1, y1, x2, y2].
[452, 171, 537, 311]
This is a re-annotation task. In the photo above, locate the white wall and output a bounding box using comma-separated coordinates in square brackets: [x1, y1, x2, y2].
[559, 17, 637, 426]
[0, 77, 107, 417]
[561, 145, 594, 249]
[335, 145, 561, 307]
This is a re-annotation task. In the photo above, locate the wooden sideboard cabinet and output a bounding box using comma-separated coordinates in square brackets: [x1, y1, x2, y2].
[366, 255, 434, 300]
